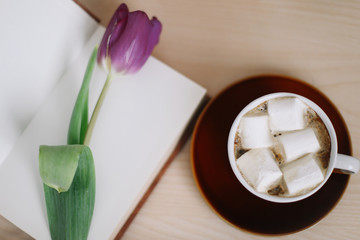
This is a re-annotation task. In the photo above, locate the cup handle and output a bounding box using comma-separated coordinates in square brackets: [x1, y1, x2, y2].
[334, 154, 360, 174]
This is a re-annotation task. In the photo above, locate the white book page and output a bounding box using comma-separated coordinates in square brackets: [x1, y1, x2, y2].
[0, 25, 206, 240]
[88, 31, 207, 239]
[0, 0, 98, 165]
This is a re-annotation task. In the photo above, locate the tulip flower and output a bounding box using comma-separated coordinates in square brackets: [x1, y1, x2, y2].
[83, 3, 162, 145]
[39, 4, 161, 240]
[97, 3, 162, 74]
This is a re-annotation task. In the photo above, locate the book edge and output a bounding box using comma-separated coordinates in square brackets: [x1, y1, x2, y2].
[73, 0, 101, 23]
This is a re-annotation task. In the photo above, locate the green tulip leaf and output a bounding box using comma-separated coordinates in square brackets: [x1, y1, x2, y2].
[67, 45, 98, 145]
[42, 145, 95, 240]
[39, 145, 90, 193]
[39, 46, 98, 240]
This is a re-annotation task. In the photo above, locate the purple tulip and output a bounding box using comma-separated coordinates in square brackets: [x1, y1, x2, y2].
[97, 3, 162, 74]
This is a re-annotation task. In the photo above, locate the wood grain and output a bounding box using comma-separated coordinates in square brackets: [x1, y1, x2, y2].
[1, 0, 360, 239]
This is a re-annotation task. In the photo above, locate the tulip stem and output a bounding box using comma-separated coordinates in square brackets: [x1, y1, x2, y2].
[84, 74, 113, 146]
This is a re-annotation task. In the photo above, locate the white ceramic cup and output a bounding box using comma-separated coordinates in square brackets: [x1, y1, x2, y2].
[227, 92, 360, 203]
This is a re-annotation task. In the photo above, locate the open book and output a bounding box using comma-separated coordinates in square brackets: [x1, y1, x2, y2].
[0, 0, 206, 239]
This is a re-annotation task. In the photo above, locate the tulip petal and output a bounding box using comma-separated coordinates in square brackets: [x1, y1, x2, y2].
[134, 17, 161, 74]
[109, 11, 148, 73]
[97, 3, 129, 71]
[107, 5, 128, 57]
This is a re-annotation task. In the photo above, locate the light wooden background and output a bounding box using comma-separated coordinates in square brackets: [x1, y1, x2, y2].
[1, 0, 360, 239]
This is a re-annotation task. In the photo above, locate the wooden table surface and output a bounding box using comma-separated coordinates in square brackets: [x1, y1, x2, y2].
[1, 1, 360, 239]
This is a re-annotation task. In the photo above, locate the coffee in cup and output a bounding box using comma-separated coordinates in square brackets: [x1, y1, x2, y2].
[228, 92, 360, 203]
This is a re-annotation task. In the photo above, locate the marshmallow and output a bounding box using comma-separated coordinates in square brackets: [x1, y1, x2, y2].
[239, 113, 273, 149]
[268, 97, 307, 131]
[236, 148, 282, 193]
[281, 154, 324, 196]
[277, 128, 321, 163]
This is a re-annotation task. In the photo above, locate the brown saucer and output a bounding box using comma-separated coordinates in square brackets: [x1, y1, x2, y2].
[191, 75, 351, 235]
